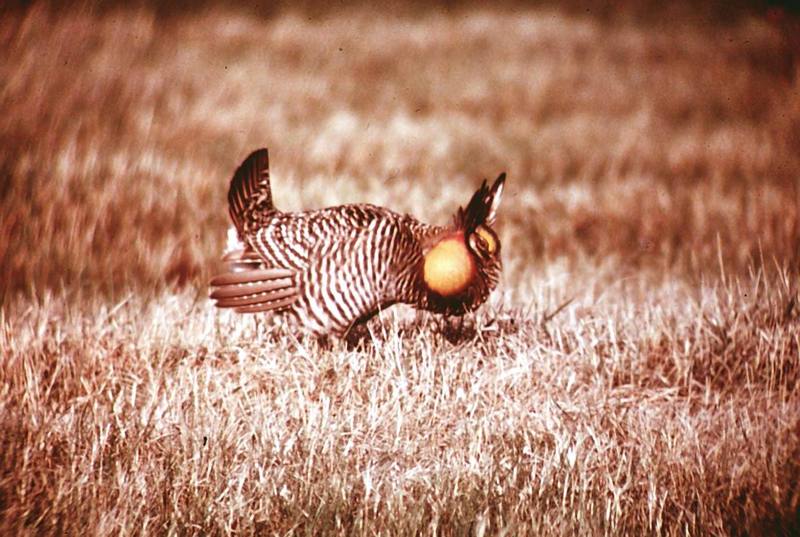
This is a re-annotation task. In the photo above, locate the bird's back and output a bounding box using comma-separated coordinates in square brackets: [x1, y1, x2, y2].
[248, 204, 436, 336]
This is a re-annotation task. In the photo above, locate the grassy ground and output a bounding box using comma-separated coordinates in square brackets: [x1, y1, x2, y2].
[1, 2, 800, 535]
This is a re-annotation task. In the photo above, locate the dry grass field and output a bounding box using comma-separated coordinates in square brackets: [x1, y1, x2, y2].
[2, 2, 800, 535]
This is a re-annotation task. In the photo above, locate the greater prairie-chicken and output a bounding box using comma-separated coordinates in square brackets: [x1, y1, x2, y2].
[210, 148, 506, 339]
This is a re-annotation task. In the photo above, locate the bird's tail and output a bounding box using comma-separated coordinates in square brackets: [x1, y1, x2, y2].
[211, 148, 298, 313]
[227, 148, 275, 235]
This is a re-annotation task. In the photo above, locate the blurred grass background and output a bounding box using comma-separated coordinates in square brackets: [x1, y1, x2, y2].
[1, 0, 799, 302]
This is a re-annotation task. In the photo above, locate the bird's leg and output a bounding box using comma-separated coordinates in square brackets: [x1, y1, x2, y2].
[438, 314, 471, 344]
[342, 308, 382, 350]
[454, 314, 465, 335]
[315, 333, 334, 351]
[343, 321, 371, 350]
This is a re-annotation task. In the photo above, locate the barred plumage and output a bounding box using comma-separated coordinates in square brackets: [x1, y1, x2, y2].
[210, 148, 506, 339]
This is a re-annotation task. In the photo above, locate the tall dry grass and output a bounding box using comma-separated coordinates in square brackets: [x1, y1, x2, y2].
[1, 2, 799, 535]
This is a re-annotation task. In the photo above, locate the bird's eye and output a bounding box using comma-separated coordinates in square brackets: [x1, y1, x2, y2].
[468, 231, 490, 258]
[475, 226, 497, 255]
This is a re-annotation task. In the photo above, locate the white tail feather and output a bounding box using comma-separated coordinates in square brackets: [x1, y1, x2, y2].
[225, 227, 245, 258]
[222, 227, 263, 272]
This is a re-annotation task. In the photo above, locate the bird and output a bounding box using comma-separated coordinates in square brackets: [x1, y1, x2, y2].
[209, 148, 506, 341]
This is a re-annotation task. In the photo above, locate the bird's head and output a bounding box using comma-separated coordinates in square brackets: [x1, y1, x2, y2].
[421, 173, 506, 312]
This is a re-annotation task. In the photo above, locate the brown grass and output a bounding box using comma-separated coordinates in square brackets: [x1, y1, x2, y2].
[1, 2, 799, 535]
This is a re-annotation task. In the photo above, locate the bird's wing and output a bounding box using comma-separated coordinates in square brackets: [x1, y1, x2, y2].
[210, 205, 390, 317]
